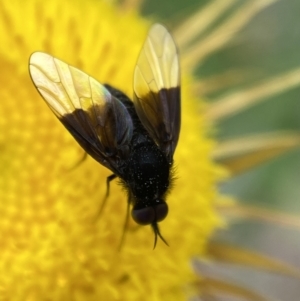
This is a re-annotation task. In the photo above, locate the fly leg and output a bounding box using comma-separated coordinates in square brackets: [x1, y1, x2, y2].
[94, 174, 117, 221]
[69, 152, 88, 170]
[118, 194, 131, 251]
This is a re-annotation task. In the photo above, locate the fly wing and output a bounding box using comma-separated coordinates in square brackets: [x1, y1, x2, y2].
[29, 52, 133, 174]
[133, 23, 181, 162]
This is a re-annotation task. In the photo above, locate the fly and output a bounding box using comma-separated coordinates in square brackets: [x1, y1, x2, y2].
[29, 23, 181, 248]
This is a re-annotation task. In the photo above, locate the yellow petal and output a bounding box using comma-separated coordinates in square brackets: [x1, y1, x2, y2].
[212, 132, 300, 175]
[205, 68, 300, 122]
[207, 242, 300, 278]
[181, 0, 278, 69]
[197, 277, 272, 301]
[191, 69, 253, 95]
[174, 0, 238, 48]
[218, 203, 300, 230]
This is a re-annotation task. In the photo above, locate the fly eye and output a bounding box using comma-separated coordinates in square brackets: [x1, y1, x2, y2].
[131, 203, 169, 225]
[155, 203, 168, 222]
[131, 207, 155, 225]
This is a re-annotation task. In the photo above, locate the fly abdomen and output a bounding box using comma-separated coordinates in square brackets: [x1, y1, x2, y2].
[126, 143, 170, 204]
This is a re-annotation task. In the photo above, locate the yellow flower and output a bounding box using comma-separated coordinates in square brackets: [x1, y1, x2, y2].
[0, 0, 222, 300]
[0, 0, 299, 300]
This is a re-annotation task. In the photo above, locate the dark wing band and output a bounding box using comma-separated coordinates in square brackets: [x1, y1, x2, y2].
[133, 24, 181, 162]
[29, 52, 133, 174]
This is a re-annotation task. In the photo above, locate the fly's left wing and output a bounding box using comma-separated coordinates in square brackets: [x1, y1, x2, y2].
[29, 52, 133, 174]
[133, 23, 180, 162]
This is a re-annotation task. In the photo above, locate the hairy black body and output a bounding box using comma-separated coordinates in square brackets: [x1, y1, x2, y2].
[104, 84, 171, 209]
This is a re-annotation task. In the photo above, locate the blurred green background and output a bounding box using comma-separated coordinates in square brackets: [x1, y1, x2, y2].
[141, 0, 300, 299]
